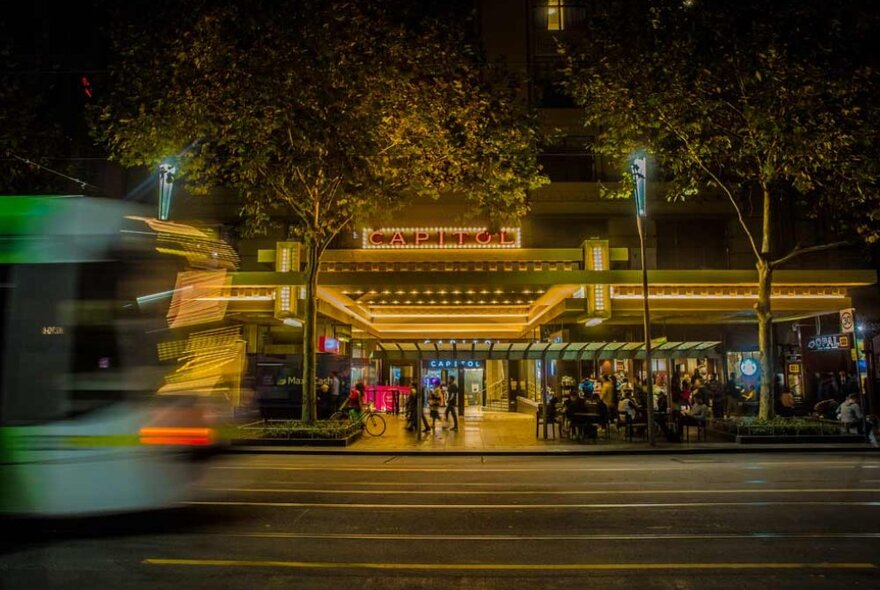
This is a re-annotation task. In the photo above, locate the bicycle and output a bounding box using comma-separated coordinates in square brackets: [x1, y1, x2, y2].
[330, 402, 387, 436]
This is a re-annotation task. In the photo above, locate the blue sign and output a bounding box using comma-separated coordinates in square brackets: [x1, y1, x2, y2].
[631, 155, 647, 217]
[740, 358, 759, 377]
[806, 333, 852, 352]
[428, 359, 483, 369]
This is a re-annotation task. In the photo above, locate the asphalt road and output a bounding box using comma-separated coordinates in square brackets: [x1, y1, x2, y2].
[2, 452, 880, 589]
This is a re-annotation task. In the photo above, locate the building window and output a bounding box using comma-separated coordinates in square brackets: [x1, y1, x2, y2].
[538, 135, 596, 180]
[547, 0, 564, 30]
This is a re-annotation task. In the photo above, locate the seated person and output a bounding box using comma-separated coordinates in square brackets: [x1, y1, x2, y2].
[545, 394, 560, 420]
[590, 392, 609, 424]
[618, 392, 638, 419]
[656, 392, 669, 415]
[563, 391, 588, 438]
[838, 393, 864, 433]
[813, 398, 839, 420]
[617, 391, 639, 437]
[743, 385, 757, 402]
[778, 388, 796, 417]
[680, 397, 709, 426]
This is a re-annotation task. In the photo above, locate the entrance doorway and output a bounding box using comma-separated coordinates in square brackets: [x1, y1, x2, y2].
[420, 360, 486, 414]
[390, 365, 414, 387]
[462, 368, 483, 407]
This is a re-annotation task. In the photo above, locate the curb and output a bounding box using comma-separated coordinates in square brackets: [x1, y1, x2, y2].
[224, 443, 876, 457]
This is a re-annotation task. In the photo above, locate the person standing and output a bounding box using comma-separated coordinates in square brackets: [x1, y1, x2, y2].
[599, 375, 614, 407]
[329, 371, 341, 411]
[445, 376, 459, 431]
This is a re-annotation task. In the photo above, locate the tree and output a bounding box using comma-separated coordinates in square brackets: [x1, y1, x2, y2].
[0, 41, 88, 194]
[96, 0, 546, 422]
[562, 0, 880, 419]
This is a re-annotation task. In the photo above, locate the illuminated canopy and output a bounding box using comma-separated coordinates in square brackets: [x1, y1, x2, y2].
[372, 340, 722, 361]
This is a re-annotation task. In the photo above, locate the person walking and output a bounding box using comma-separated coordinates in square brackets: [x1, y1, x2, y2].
[426, 384, 443, 433]
[445, 376, 459, 431]
[405, 385, 430, 432]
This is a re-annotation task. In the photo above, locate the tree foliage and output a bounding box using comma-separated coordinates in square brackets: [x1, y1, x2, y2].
[0, 42, 86, 194]
[562, 0, 880, 418]
[96, 0, 546, 421]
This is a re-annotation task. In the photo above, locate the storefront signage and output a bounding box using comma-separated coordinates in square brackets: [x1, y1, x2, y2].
[428, 359, 483, 369]
[318, 336, 340, 353]
[362, 227, 521, 249]
[806, 333, 852, 352]
[839, 308, 855, 332]
[740, 358, 759, 377]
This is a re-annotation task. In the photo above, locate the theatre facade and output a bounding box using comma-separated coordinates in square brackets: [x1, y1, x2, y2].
[215, 191, 875, 416]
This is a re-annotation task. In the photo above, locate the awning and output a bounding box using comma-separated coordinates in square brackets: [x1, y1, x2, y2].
[372, 341, 722, 362]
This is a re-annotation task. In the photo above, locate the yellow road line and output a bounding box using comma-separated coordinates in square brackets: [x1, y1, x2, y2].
[184, 500, 880, 509]
[143, 558, 876, 571]
[250, 480, 880, 489]
[223, 532, 880, 541]
[207, 487, 880, 496]
[213, 462, 879, 473]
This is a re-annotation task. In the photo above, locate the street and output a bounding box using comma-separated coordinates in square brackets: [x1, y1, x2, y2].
[2, 452, 880, 589]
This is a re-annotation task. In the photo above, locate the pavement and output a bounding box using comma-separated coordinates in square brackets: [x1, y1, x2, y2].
[2, 452, 880, 589]
[232, 411, 876, 455]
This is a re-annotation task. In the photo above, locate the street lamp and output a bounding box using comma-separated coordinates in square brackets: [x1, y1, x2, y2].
[158, 160, 177, 221]
[631, 153, 655, 445]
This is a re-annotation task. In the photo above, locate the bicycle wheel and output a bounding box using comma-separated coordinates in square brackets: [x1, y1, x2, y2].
[329, 411, 348, 422]
[363, 413, 386, 436]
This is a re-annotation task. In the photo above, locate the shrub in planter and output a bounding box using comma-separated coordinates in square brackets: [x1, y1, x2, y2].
[718, 416, 843, 436]
[247, 420, 360, 440]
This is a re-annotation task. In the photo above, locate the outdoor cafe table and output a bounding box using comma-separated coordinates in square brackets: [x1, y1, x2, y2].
[571, 412, 601, 439]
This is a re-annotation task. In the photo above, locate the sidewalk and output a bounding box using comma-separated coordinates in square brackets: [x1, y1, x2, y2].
[229, 411, 876, 455]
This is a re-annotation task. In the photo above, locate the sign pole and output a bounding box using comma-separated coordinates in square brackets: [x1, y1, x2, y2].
[632, 155, 655, 446]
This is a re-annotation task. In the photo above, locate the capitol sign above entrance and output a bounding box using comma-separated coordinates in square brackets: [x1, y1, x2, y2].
[362, 227, 521, 249]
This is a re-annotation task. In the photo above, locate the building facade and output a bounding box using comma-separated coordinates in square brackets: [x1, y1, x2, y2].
[74, 1, 874, 420]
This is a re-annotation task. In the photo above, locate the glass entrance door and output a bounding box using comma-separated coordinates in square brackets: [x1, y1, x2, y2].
[462, 368, 484, 407]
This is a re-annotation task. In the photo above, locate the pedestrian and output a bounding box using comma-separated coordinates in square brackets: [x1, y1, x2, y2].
[427, 384, 443, 433]
[445, 376, 459, 431]
[599, 375, 614, 407]
[405, 385, 430, 432]
[347, 382, 365, 421]
[329, 371, 341, 411]
[838, 393, 864, 434]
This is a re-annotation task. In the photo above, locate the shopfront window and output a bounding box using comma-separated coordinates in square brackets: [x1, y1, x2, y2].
[727, 351, 761, 388]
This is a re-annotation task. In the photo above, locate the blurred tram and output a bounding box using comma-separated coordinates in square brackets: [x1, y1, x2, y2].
[0, 196, 237, 516]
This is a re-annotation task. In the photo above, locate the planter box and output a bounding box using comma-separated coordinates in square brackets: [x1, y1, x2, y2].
[232, 430, 362, 447]
[735, 434, 864, 444]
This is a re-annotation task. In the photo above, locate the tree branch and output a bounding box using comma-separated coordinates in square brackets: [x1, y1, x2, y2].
[655, 111, 762, 261]
[770, 240, 849, 269]
[321, 214, 354, 254]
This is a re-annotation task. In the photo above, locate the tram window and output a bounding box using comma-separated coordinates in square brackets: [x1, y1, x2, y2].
[0, 267, 8, 424]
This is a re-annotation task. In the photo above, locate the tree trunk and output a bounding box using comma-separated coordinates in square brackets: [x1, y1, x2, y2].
[756, 260, 774, 420]
[301, 239, 320, 423]
[757, 184, 774, 420]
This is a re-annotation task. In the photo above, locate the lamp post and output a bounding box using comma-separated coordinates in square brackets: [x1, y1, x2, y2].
[632, 154, 655, 445]
[158, 160, 177, 221]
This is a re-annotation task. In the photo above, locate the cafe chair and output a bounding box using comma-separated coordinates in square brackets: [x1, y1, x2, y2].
[536, 405, 561, 439]
[683, 418, 707, 442]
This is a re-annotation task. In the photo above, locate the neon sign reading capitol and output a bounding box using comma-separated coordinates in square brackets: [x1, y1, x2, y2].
[362, 227, 521, 249]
